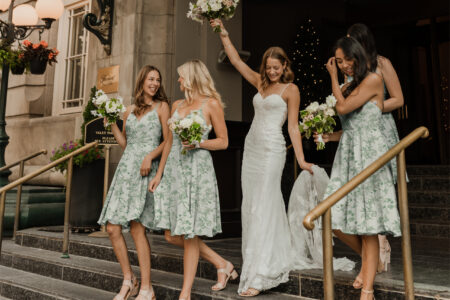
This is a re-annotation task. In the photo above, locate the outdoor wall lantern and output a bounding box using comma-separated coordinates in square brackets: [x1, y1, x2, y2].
[83, 0, 114, 55]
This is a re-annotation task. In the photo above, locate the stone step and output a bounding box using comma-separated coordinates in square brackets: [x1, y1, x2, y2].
[410, 222, 450, 239]
[12, 228, 450, 300]
[0, 241, 308, 300]
[406, 165, 450, 176]
[0, 265, 116, 300]
[409, 205, 449, 223]
[407, 191, 450, 207]
[407, 176, 450, 192]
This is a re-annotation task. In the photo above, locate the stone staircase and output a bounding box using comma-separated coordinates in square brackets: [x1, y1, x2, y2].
[0, 227, 449, 300]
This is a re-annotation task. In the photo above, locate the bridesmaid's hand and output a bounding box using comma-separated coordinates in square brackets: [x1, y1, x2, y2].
[326, 57, 338, 79]
[299, 160, 314, 175]
[148, 175, 161, 192]
[313, 133, 330, 143]
[140, 154, 152, 176]
[181, 141, 196, 151]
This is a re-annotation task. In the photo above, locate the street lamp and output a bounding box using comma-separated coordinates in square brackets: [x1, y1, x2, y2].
[0, 0, 63, 186]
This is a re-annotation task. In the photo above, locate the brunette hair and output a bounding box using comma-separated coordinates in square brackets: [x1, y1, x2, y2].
[335, 36, 369, 97]
[133, 65, 168, 116]
[347, 23, 378, 72]
[259, 47, 294, 91]
[177, 59, 225, 107]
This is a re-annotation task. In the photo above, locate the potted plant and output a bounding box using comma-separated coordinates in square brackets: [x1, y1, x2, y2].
[22, 40, 58, 75]
[50, 87, 105, 231]
[10, 49, 28, 75]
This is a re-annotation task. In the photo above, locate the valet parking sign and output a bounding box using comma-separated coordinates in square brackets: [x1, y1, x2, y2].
[84, 118, 123, 145]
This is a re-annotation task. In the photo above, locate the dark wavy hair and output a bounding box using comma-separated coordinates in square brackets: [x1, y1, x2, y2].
[347, 23, 378, 72]
[335, 36, 369, 97]
[259, 47, 294, 91]
[133, 65, 169, 116]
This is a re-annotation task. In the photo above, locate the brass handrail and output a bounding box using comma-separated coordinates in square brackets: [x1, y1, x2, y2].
[0, 149, 47, 241]
[0, 142, 98, 260]
[302, 126, 429, 300]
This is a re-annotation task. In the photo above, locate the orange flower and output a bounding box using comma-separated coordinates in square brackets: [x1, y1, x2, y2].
[53, 48, 59, 55]
[23, 40, 31, 47]
[18, 53, 24, 59]
[40, 40, 48, 48]
[32, 43, 40, 49]
[48, 53, 54, 60]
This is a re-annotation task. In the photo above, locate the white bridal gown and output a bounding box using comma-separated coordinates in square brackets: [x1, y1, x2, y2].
[239, 86, 294, 293]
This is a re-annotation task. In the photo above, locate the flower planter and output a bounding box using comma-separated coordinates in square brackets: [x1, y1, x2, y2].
[69, 159, 105, 230]
[11, 65, 25, 75]
[30, 57, 47, 74]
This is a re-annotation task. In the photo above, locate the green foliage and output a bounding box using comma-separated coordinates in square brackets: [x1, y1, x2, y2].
[50, 140, 103, 173]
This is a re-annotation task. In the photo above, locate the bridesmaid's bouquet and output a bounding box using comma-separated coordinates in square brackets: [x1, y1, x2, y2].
[187, 0, 239, 32]
[90, 89, 126, 130]
[169, 112, 210, 154]
[299, 95, 337, 150]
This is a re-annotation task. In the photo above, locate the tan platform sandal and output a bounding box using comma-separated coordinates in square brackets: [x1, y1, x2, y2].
[362, 289, 375, 300]
[113, 276, 139, 300]
[136, 287, 156, 300]
[211, 261, 239, 291]
[239, 288, 260, 297]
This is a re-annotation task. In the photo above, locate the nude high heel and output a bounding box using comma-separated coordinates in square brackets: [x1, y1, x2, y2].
[113, 275, 139, 300]
[211, 261, 239, 291]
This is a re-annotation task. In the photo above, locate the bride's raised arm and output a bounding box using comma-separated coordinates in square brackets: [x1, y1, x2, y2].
[210, 19, 260, 89]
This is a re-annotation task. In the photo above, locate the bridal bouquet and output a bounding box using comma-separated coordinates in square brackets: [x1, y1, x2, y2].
[299, 95, 337, 150]
[90, 89, 126, 130]
[187, 0, 239, 32]
[168, 112, 210, 154]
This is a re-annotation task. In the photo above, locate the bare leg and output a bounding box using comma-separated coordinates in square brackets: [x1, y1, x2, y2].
[179, 236, 200, 300]
[130, 221, 152, 291]
[333, 230, 364, 288]
[165, 231, 232, 286]
[107, 223, 134, 297]
[360, 235, 379, 300]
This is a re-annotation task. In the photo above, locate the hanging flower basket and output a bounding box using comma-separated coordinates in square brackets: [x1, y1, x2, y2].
[29, 57, 47, 74]
[11, 64, 25, 75]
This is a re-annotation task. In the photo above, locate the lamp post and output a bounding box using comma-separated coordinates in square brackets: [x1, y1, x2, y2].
[0, 0, 63, 186]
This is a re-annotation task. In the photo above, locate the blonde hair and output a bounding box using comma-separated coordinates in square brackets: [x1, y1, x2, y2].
[177, 59, 225, 107]
[259, 47, 294, 91]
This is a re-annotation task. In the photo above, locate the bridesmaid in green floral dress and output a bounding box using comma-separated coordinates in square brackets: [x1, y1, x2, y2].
[98, 65, 170, 300]
[149, 60, 236, 300]
[318, 37, 401, 300]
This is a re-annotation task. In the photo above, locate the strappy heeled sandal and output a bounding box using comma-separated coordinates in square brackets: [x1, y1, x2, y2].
[211, 261, 239, 291]
[362, 289, 375, 300]
[113, 276, 139, 300]
[136, 287, 156, 300]
[239, 288, 260, 297]
[353, 275, 363, 289]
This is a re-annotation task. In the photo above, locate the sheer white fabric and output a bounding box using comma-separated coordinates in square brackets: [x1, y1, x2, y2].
[288, 165, 355, 271]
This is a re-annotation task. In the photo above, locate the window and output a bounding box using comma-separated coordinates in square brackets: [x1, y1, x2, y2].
[53, 1, 90, 115]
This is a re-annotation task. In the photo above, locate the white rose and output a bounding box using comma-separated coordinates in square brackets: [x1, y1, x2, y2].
[319, 104, 328, 111]
[197, 0, 209, 11]
[105, 101, 118, 114]
[325, 108, 335, 117]
[210, 0, 222, 11]
[95, 89, 105, 97]
[306, 101, 319, 113]
[326, 95, 337, 108]
[193, 114, 204, 125]
[94, 94, 109, 106]
[179, 118, 193, 129]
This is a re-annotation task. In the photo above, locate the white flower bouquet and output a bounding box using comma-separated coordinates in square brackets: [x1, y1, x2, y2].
[90, 89, 126, 130]
[299, 95, 337, 150]
[168, 112, 211, 154]
[187, 0, 239, 32]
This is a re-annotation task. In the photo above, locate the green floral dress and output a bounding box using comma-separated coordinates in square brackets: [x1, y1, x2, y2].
[98, 105, 161, 229]
[153, 101, 222, 239]
[324, 101, 401, 237]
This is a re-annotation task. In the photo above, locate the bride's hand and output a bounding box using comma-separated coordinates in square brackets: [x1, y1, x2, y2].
[313, 133, 330, 143]
[209, 19, 228, 36]
[299, 160, 314, 175]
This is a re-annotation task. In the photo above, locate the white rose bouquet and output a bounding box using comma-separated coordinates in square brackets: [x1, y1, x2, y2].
[168, 112, 211, 154]
[187, 0, 239, 32]
[299, 94, 337, 150]
[90, 89, 126, 130]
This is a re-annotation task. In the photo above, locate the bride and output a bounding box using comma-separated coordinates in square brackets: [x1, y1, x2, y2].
[210, 19, 313, 296]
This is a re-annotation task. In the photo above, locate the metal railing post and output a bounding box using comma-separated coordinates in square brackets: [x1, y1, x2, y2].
[323, 208, 334, 300]
[61, 156, 74, 258]
[0, 191, 6, 260]
[12, 160, 24, 241]
[397, 150, 415, 299]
